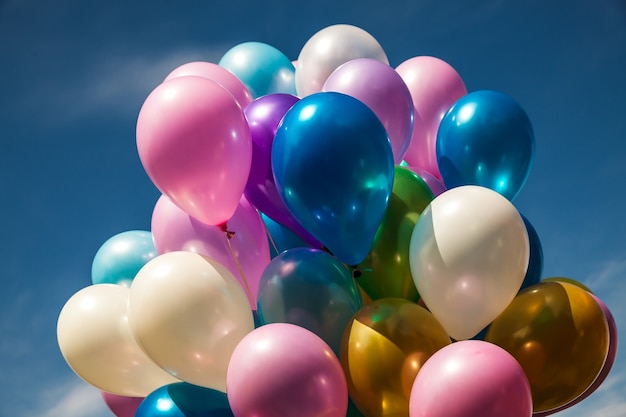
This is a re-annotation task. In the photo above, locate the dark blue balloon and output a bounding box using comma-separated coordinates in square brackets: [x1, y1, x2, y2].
[436, 90, 535, 201]
[272, 92, 394, 265]
[135, 382, 233, 417]
[261, 213, 311, 258]
[519, 214, 544, 291]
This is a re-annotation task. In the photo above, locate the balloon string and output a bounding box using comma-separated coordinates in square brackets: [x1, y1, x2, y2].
[262, 219, 280, 256]
[225, 229, 255, 308]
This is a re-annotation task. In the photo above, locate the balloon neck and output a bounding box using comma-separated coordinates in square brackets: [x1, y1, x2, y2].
[217, 221, 235, 239]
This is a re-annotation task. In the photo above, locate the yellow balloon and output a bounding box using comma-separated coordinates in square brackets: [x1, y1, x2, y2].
[542, 276, 593, 293]
[485, 281, 609, 413]
[340, 298, 451, 417]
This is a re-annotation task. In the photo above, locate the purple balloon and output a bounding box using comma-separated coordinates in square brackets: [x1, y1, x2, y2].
[226, 323, 348, 417]
[243, 94, 320, 247]
[101, 391, 143, 417]
[323, 58, 414, 164]
[533, 294, 618, 417]
[410, 340, 533, 417]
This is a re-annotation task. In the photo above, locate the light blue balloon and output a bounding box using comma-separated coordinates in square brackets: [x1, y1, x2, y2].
[436, 90, 535, 201]
[218, 42, 296, 99]
[261, 213, 310, 258]
[135, 382, 233, 417]
[91, 230, 156, 286]
[256, 248, 363, 356]
[272, 92, 394, 266]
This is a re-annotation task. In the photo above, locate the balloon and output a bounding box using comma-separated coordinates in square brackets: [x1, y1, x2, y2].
[485, 281, 610, 413]
[261, 213, 311, 258]
[256, 248, 362, 355]
[356, 166, 434, 302]
[226, 323, 348, 417]
[218, 42, 296, 98]
[533, 293, 618, 416]
[295, 24, 388, 97]
[91, 230, 157, 286]
[128, 251, 255, 392]
[242, 93, 319, 247]
[323, 58, 414, 163]
[272, 92, 395, 265]
[542, 276, 592, 292]
[405, 166, 446, 197]
[436, 90, 535, 201]
[136, 75, 252, 226]
[395, 56, 467, 179]
[101, 392, 143, 417]
[163, 61, 253, 108]
[409, 340, 533, 417]
[56, 284, 179, 396]
[409, 185, 529, 340]
[519, 214, 544, 291]
[151, 194, 270, 307]
[135, 383, 233, 417]
[340, 298, 451, 417]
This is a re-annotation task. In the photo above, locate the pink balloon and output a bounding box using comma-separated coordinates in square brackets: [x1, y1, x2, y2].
[396, 56, 467, 179]
[151, 194, 270, 307]
[405, 165, 447, 197]
[227, 323, 348, 417]
[410, 340, 533, 417]
[323, 58, 414, 163]
[101, 391, 143, 417]
[136, 75, 252, 226]
[532, 294, 618, 417]
[164, 61, 253, 109]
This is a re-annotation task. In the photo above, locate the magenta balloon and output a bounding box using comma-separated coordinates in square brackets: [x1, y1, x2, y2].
[396, 56, 467, 179]
[323, 58, 414, 164]
[151, 194, 270, 307]
[532, 294, 618, 417]
[227, 323, 348, 417]
[243, 94, 320, 248]
[405, 166, 447, 197]
[101, 391, 143, 417]
[136, 75, 252, 226]
[164, 61, 253, 108]
[410, 340, 533, 417]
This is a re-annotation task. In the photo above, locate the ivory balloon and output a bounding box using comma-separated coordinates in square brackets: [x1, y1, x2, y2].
[409, 185, 529, 340]
[128, 251, 255, 392]
[57, 284, 179, 396]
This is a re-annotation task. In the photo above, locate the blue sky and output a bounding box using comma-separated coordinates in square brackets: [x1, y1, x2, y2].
[1, 1, 625, 416]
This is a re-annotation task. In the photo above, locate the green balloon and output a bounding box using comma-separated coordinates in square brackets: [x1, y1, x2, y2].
[355, 166, 434, 302]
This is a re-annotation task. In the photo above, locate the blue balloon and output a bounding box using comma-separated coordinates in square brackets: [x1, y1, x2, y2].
[436, 90, 535, 201]
[218, 42, 296, 98]
[256, 248, 363, 355]
[519, 214, 544, 291]
[91, 230, 157, 286]
[272, 92, 395, 265]
[261, 213, 311, 258]
[135, 382, 233, 417]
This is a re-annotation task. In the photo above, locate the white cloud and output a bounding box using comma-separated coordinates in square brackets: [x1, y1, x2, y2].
[29, 378, 112, 417]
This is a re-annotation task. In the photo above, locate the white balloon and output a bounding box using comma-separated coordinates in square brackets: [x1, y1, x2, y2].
[409, 185, 529, 340]
[57, 284, 179, 396]
[295, 24, 388, 97]
[128, 251, 254, 392]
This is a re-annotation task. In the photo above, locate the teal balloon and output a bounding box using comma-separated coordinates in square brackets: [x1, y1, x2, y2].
[519, 214, 544, 291]
[436, 90, 535, 201]
[218, 42, 296, 98]
[256, 248, 363, 356]
[91, 230, 156, 286]
[272, 92, 395, 265]
[135, 382, 233, 417]
[261, 213, 311, 258]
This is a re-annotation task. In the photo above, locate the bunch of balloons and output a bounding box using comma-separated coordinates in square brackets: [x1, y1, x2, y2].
[57, 24, 617, 417]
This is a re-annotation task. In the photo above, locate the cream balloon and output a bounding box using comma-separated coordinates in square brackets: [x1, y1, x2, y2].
[295, 24, 388, 97]
[409, 185, 529, 340]
[57, 284, 179, 396]
[128, 251, 254, 392]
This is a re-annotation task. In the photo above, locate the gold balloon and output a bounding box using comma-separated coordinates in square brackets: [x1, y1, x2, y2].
[542, 276, 593, 293]
[485, 281, 609, 413]
[340, 298, 451, 417]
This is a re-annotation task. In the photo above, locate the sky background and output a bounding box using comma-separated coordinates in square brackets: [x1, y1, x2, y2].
[1, 0, 625, 416]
